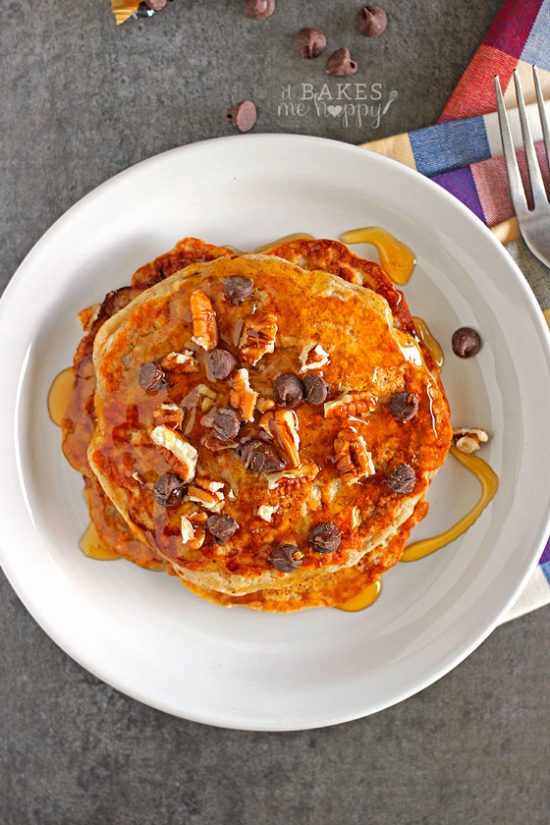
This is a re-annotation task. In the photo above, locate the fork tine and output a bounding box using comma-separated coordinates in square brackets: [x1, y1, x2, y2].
[533, 65, 550, 177]
[494, 75, 528, 215]
[513, 69, 548, 209]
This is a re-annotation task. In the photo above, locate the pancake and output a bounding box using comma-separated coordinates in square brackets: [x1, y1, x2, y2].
[86, 252, 452, 609]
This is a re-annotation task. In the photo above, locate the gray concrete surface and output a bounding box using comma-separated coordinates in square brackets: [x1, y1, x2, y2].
[1, 1, 549, 823]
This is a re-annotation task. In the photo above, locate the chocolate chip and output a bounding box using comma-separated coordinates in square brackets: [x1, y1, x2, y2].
[308, 522, 342, 553]
[268, 543, 304, 572]
[244, 0, 275, 19]
[226, 100, 257, 133]
[386, 463, 416, 494]
[239, 439, 286, 473]
[389, 392, 419, 423]
[356, 5, 387, 37]
[303, 374, 329, 405]
[223, 276, 254, 305]
[207, 348, 237, 380]
[273, 373, 304, 406]
[295, 28, 327, 59]
[325, 48, 358, 77]
[138, 361, 166, 393]
[206, 514, 239, 543]
[153, 472, 186, 508]
[212, 407, 241, 441]
[452, 327, 482, 358]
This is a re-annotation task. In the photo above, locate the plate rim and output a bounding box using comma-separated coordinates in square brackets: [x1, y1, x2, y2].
[1, 133, 550, 731]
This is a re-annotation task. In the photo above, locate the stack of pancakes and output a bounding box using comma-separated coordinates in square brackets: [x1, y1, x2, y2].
[61, 237, 452, 611]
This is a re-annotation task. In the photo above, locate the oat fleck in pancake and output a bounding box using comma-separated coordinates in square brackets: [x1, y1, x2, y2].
[79, 248, 451, 611]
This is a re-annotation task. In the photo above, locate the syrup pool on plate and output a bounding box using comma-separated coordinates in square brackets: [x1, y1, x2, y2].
[340, 226, 416, 285]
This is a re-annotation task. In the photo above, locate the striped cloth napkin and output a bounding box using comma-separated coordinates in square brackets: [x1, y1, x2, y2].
[362, 0, 550, 621]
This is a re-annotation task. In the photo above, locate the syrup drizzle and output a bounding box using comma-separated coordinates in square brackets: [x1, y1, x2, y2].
[401, 447, 499, 562]
[412, 316, 444, 369]
[47, 367, 74, 427]
[337, 579, 382, 612]
[79, 521, 120, 561]
[255, 233, 315, 252]
[340, 226, 416, 285]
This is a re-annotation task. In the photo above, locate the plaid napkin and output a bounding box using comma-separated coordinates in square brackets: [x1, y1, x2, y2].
[362, 0, 550, 621]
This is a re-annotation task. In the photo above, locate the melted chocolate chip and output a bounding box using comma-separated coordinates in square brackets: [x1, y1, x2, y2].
[325, 48, 358, 77]
[206, 514, 239, 543]
[389, 391, 419, 423]
[208, 348, 237, 380]
[226, 101, 257, 133]
[138, 361, 167, 393]
[386, 463, 416, 494]
[238, 439, 286, 473]
[244, 0, 275, 19]
[356, 5, 387, 37]
[452, 327, 482, 358]
[308, 522, 342, 553]
[152, 473, 186, 508]
[268, 543, 304, 572]
[295, 27, 327, 59]
[212, 407, 241, 441]
[273, 373, 304, 406]
[303, 374, 329, 405]
[223, 276, 254, 305]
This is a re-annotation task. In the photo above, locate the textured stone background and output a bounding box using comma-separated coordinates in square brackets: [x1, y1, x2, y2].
[2, 2, 549, 824]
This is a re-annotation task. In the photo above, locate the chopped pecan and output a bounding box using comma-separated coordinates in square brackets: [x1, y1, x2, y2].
[239, 312, 278, 365]
[186, 484, 225, 513]
[298, 342, 330, 373]
[161, 350, 199, 373]
[256, 396, 275, 413]
[333, 427, 375, 484]
[150, 425, 198, 482]
[260, 409, 300, 468]
[180, 516, 206, 550]
[324, 391, 376, 418]
[452, 427, 489, 454]
[229, 368, 258, 422]
[266, 461, 319, 490]
[191, 290, 218, 351]
[257, 504, 279, 522]
[153, 402, 184, 431]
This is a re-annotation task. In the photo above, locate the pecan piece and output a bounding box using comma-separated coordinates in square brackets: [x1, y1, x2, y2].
[298, 342, 330, 373]
[452, 427, 489, 454]
[266, 461, 319, 490]
[153, 402, 184, 431]
[150, 425, 198, 482]
[333, 427, 375, 484]
[160, 350, 199, 373]
[229, 368, 258, 422]
[260, 409, 300, 468]
[324, 391, 377, 418]
[239, 312, 278, 365]
[186, 484, 225, 513]
[191, 290, 218, 351]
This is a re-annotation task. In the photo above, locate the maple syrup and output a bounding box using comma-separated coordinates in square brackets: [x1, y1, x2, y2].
[401, 447, 499, 562]
[79, 521, 120, 561]
[47, 367, 74, 427]
[340, 226, 416, 285]
[412, 316, 444, 369]
[336, 579, 381, 612]
[255, 233, 315, 252]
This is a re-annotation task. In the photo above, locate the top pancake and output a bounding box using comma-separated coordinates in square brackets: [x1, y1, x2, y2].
[88, 252, 452, 598]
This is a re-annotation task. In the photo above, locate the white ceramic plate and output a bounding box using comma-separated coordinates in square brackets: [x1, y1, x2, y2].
[1, 135, 549, 731]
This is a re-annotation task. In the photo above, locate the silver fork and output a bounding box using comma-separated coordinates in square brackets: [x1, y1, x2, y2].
[495, 66, 550, 267]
